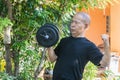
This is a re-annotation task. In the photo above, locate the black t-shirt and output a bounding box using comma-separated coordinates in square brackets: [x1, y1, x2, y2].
[53, 36, 103, 80]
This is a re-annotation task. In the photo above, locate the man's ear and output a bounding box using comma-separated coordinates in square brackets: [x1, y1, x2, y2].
[84, 24, 89, 30]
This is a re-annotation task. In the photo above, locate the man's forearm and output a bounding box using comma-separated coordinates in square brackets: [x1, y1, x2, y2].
[100, 34, 110, 67]
[47, 47, 57, 62]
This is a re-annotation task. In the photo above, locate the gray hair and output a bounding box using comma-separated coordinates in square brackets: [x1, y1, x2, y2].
[76, 12, 91, 25]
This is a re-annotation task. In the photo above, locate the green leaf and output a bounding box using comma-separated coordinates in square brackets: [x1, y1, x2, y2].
[0, 17, 13, 31]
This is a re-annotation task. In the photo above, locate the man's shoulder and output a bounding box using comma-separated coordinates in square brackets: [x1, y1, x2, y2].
[61, 36, 71, 41]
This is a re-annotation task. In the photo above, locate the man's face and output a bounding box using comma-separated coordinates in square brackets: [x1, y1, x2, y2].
[70, 14, 87, 37]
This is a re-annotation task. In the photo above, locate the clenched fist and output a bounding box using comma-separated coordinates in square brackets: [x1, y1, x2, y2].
[101, 34, 109, 47]
[101, 34, 109, 41]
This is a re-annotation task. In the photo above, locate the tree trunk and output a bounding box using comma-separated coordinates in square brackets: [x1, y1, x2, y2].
[4, 26, 12, 75]
[3, 0, 13, 75]
[6, 0, 13, 20]
[12, 50, 19, 76]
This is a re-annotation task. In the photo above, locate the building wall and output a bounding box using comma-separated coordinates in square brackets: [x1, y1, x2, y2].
[110, 3, 120, 72]
[110, 3, 120, 55]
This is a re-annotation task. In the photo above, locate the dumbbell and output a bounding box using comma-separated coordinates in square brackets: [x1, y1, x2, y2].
[36, 23, 59, 47]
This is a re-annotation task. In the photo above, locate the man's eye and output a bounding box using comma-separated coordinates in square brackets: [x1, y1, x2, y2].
[75, 21, 80, 24]
[71, 20, 81, 24]
[71, 21, 77, 23]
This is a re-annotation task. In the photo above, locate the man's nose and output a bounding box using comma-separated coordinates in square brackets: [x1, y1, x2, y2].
[70, 23, 75, 28]
[70, 26, 75, 30]
[71, 21, 76, 25]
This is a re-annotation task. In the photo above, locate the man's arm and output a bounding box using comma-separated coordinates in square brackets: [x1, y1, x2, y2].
[47, 47, 58, 62]
[100, 34, 110, 67]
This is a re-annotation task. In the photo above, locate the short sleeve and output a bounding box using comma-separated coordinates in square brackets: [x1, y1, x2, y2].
[54, 38, 64, 57]
[87, 43, 103, 66]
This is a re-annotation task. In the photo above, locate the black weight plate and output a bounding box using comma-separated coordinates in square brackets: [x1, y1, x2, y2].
[36, 26, 59, 47]
[44, 23, 59, 33]
[43, 23, 59, 42]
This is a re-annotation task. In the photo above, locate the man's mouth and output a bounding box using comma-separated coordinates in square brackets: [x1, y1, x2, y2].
[70, 29, 75, 32]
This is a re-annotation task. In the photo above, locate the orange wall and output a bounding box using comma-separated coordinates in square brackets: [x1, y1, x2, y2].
[82, 8, 108, 46]
[110, 3, 120, 55]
